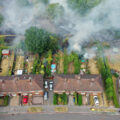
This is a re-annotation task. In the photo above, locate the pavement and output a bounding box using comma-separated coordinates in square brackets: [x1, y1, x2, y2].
[0, 105, 119, 115]
[0, 113, 120, 120]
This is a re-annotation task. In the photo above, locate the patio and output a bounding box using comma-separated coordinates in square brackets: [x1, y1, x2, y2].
[32, 96, 43, 105]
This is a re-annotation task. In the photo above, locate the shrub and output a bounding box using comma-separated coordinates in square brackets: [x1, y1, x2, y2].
[73, 92, 78, 105]
[113, 90, 120, 108]
[62, 93, 68, 105]
[53, 93, 58, 105]
[4, 96, 9, 106]
[78, 94, 82, 105]
[113, 73, 119, 78]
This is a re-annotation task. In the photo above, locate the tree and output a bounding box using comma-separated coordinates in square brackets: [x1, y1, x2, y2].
[16, 0, 30, 6]
[73, 53, 80, 74]
[105, 77, 113, 86]
[63, 49, 69, 74]
[0, 14, 3, 26]
[31, 0, 49, 5]
[25, 27, 58, 55]
[67, 0, 102, 15]
[46, 3, 64, 19]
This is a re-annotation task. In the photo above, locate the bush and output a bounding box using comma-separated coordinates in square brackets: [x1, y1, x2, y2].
[4, 96, 9, 106]
[53, 93, 58, 105]
[113, 90, 120, 108]
[62, 93, 68, 105]
[78, 94, 82, 105]
[73, 92, 78, 105]
[113, 73, 119, 78]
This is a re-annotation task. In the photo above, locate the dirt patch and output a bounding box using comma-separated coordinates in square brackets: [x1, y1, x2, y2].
[88, 58, 99, 74]
[0, 52, 14, 76]
[68, 62, 74, 74]
[54, 107, 68, 112]
[28, 107, 43, 113]
[107, 55, 120, 72]
[103, 92, 109, 107]
[26, 55, 35, 74]
[14, 55, 24, 74]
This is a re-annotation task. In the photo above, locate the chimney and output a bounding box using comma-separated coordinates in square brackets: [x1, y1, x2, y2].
[75, 75, 81, 80]
[90, 78, 95, 86]
[29, 77, 32, 85]
[0, 79, 5, 88]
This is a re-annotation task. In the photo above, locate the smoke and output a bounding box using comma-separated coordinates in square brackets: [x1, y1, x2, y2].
[0, 0, 120, 56]
[0, 0, 57, 35]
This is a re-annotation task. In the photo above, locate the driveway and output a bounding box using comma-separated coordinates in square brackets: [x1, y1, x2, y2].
[48, 91, 53, 105]
[68, 95, 74, 105]
[9, 96, 20, 106]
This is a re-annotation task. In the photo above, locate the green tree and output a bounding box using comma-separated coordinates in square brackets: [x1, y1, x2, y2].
[105, 77, 113, 86]
[46, 3, 64, 19]
[67, 0, 102, 15]
[0, 14, 3, 26]
[16, 0, 30, 6]
[63, 49, 69, 74]
[25, 27, 58, 55]
[73, 53, 80, 74]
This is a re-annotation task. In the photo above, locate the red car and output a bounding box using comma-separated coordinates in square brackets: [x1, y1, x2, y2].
[22, 96, 28, 104]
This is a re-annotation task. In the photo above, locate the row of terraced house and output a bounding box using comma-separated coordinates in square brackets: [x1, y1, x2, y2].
[0, 73, 104, 105]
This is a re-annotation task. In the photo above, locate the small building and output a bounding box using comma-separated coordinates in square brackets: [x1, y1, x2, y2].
[54, 74, 103, 95]
[2, 49, 10, 56]
[16, 70, 23, 75]
[51, 63, 56, 73]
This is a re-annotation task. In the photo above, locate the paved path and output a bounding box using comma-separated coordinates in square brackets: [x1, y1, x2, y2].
[0, 105, 119, 115]
[0, 113, 120, 120]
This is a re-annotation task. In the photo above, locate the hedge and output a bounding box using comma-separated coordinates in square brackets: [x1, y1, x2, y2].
[4, 96, 9, 106]
[78, 94, 82, 105]
[53, 93, 58, 105]
[62, 93, 68, 105]
[113, 90, 120, 108]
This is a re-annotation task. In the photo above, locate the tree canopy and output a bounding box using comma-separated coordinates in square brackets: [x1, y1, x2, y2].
[67, 0, 102, 15]
[25, 27, 58, 55]
[16, 0, 30, 6]
[46, 3, 64, 19]
[0, 14, 3, 26]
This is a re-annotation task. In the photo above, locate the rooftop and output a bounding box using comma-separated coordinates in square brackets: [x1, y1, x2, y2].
[54, 74, 103, 92]
[0, 74, 43, 93]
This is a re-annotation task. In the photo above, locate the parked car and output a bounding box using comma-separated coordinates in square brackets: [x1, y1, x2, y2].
[22, 96, 28, 104]
[49, 81, 53, 91]
[44, 81, 48, 89]
[93, 96, 99, 105]
[44, 91, 48, 100]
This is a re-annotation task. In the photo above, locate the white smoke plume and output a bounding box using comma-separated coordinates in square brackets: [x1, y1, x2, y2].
[0, 0, 120, 55]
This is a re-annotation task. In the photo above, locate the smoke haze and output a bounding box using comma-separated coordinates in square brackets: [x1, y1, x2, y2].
[0, 0, 120, 54]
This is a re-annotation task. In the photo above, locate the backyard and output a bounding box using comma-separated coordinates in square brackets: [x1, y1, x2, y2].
[0, 52, 14, 76]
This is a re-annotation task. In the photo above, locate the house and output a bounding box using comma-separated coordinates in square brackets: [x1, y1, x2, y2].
[54, 74, 103, 96]
[0, 74, 44, 104]
[2, 49, 10, 56]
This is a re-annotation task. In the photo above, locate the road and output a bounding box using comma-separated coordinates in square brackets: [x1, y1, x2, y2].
[0, 113, 119, 120]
